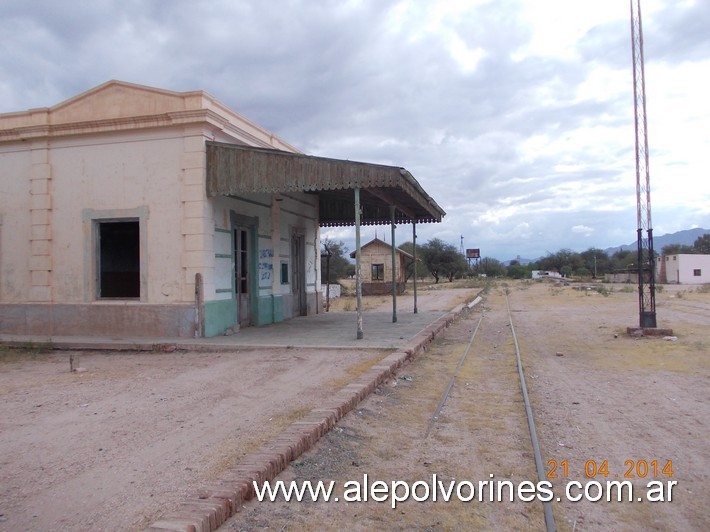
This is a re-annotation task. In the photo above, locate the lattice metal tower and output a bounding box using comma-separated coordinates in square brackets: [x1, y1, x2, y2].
[630, 0, 656, 328]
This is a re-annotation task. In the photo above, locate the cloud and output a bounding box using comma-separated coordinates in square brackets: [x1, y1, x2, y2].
[0, 0, 708, 261]
[572, 225, 595, 236]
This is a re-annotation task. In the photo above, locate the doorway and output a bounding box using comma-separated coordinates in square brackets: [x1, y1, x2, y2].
[234, 226, 251, 327]
[291, 233, 307, 316]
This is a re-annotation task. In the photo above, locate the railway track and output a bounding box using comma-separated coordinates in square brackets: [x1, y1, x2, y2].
[663, 299, 710, 321]
[426, 288, 556, 532]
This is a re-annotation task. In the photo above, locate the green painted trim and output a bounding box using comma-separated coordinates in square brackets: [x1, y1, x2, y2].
[215, 253, 232, 259]
[204, 299, 236, 337]
[256, 295, 273, 326]
[272, 295, 284, 323]
[250, 295, 284, 326]
[214, 227, 231, 234]
[215, 288, 232, 294]
[230, 212, 259, 328]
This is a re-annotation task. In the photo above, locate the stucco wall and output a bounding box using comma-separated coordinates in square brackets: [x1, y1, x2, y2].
[0, 80, 320, 338]
[207, 192, 319, 334]
[0, 129, 208, 336]
[662, 254, 710, 284]
[359, 240, 406, 283]
[54, 132, 188, 302]
[0, 145, 32, 301]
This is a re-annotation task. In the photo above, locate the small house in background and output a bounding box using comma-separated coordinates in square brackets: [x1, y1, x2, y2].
[349, 238, 413, 295]
[656, 254, 710, 284]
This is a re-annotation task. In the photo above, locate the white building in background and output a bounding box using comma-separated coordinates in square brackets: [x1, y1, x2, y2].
[532, 270, 564, 280]
[657, 254, 710, 284]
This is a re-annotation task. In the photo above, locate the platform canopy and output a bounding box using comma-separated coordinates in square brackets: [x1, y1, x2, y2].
[206, 141, 445, 226]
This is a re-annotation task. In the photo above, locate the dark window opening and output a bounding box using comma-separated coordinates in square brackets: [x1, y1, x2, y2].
[281, 262, 289, 284]
[372, 263, 384, 281]
[99, 221, 140, 298]
[693, 269, 701, 277]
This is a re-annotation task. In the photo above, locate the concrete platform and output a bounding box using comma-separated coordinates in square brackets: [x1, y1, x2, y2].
[145, 297, 482, 531]
[0, 309, 469, 352]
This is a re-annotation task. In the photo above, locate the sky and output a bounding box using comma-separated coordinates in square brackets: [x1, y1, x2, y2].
[1, 0, 708, 261]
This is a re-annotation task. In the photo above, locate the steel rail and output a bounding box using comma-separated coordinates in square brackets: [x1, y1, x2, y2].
[506, 292, 556, 532]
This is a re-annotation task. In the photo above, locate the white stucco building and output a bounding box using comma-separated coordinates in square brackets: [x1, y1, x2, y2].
[656, 254, 710, 284]
[532, 270, 564, 280]
[0, 81, 444, 338]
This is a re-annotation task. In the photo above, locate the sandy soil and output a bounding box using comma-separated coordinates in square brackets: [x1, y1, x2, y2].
[1, 280, 707, 531]
[228, 280, 709, 531]
[0, 348, 391, 531]
[0, 284, 475, 532]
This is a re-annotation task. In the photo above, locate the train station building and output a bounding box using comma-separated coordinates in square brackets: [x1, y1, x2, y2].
[0, 80, 444, 338]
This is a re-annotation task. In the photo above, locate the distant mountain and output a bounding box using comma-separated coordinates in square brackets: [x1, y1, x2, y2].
[603, 228, 709, 256]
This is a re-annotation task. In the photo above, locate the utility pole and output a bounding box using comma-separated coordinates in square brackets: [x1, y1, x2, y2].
[630, 0, 656, 328]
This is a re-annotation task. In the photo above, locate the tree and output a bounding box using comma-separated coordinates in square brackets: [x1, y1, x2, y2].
[693, 234, 710, 254]
[579, 248, 611, 277]
[538, 249, 582, 276]
[662, 243, 694, 255]
[398, 241, 429, 280]
[475, 257, 506, 277]
[506, 262, 529, 279]
[421, 238, 467, 283]
[610, 249, 636, 271]
[320, 239, 352, 282]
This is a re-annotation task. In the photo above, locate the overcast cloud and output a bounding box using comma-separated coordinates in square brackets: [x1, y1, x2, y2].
[1, 0, 708, 260]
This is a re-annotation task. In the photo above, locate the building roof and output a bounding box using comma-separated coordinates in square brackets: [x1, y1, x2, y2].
[348, 238, 415, 259]
[0, 80, 445, 228]
[206, 142, 445, 227]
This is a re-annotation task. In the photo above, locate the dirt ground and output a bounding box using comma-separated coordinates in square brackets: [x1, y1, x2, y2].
[0, 285, 474, 532]
[228, 280, 709, 531]
[0, 346, 392, 531]
[1, 280, 708, 531]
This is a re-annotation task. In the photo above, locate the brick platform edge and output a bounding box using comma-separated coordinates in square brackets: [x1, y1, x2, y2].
[146, 294, 482, 532]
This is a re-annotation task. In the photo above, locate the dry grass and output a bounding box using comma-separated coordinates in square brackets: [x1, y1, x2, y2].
[0, 344, 54, 363]
[204, 405, 312, 480]
[236, 301, 538, 529]
[232, 279, 709, 530]
[510, 280, 710, 375]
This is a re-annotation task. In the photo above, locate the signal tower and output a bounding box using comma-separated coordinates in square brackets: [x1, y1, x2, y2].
[630, 0, 657, 328]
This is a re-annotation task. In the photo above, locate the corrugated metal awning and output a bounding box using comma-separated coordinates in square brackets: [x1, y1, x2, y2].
[206, 142, 445, 226]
